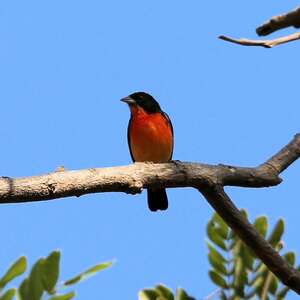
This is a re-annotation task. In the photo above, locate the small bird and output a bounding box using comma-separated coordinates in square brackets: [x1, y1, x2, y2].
[121, 92, 174, 211]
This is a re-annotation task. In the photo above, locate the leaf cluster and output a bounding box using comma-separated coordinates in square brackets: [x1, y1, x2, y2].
[139, 285, 196, 300]
[207, 211, 298, 299]
[0, 251, 113, 300]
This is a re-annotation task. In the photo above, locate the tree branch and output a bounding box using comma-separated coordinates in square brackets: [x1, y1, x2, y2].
[219, 32, 300, 48]
[199, 133, 300, 294]
[220, 6, 300, 47]
[1, 133, 300, 293]
[0, 161, 281, 204]
[256, 6, 300, 36]
[200, 186, 300, 294]
[259, 133, 300, 173]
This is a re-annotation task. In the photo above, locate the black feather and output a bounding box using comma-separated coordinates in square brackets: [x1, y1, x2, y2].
[147, 189, 168, 211]
[129, 92, 161, 113]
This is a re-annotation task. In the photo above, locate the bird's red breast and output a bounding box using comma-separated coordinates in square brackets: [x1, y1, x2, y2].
[128, 105, 173, 163]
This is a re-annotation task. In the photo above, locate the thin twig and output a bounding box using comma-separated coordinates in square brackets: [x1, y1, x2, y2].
[204, 289, 221, 300]
[259, 133, 300, 173]
[220, 6, 300, 47]
[261, 271, 273, 300]
[219, 32, 300, 48]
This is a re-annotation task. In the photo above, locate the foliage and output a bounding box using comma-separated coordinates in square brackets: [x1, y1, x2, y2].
[207, 211, 298, 299]
[1, 211, 298, 300]
[0, 251, 113, 300]
[139, 284, 196, 300]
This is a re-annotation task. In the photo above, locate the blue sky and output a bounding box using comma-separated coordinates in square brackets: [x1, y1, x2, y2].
[0, 0, 300, 299]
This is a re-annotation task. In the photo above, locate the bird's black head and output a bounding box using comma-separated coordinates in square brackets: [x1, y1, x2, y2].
[121, 92, 161, 113]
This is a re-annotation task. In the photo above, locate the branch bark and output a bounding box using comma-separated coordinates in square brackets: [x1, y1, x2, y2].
[1, 133, 300, 293]
[0, 161, 281, 204]
[220, 6, 300, 47]
[219, 32, 300, 48]
[256, 6, 300, 36]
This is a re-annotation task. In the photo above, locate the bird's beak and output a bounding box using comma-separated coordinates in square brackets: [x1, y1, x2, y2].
[120, 96, 136, 105]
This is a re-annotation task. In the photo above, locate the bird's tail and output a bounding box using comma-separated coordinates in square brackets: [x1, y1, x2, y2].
[147, 189, 168, 212]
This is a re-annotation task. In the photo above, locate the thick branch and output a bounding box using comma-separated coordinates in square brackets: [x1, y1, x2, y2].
[256, 6, 300, 36]
[200, 186, 300, 294]
[1, 133, 300, 293]
[199, 133, 300, 294]
[0, 134, 298, 204]
[0, 162, 281, 204]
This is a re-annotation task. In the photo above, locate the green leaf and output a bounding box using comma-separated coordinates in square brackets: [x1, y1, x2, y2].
[212, 213, 229, 240]
[269, 275, 278, 295]
[175, 288, 196, 300]
[209, 270, 228, 289]
[18, 278, 29, 300]
[240, 209, 248, 219]
[268, 219, 284, 247]
[63, 260, 113, 286]
[207, 221, 227, 250]
[227, 237, 237, 250]
[0, 288, 16, 300]
[252, 276, 264, 296]
[255, 262, 268, 275]
[139, 289, 160, 300]
[239, 244, 254, 270]
[276, 286, 289, 299]
[208, 252, 228, 275]
[227, 228, 235, 241]
[233, 257, 247, 296]
[232, 296, 243, 300]
[48, 292, 75, 300]
[155, 285, 174, 300]
[283, 252, 295, 267]
[220, 291, 228, 300]
[27, 258, 45, 300]
[0, 256, 27, 288]
[254, 216, 268, 238]
[42, 251, 60, 294]
[207, 244, 227, 263]
[232, 238, 241, 252]
[250, 274, 264, 288]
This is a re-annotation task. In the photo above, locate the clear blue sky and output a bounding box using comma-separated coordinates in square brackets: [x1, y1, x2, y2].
[0, 0, 300, 299]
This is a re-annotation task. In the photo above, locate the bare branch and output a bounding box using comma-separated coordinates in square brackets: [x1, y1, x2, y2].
[0, 162, 281, 204]
[199, 133, 300, 295]
[256, 6, 300, 36]
[219, 32, 300, 48]
[0, 134, 298, 203]
[260, 133, 300, 173]
[0, 133, 300, 293]
[200, 186, 300, 294]
[220, 6, 300, 47]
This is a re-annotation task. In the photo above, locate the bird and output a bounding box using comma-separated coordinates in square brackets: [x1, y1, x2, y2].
[121, 92, 174, 211]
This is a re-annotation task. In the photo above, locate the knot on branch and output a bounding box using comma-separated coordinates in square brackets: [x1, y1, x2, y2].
[125, 176, 143, 195]
[45, 181, 57, 195]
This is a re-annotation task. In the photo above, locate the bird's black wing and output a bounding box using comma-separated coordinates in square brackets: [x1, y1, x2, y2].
[127, 117, 135, 162]
[162, 111, 174, 161]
